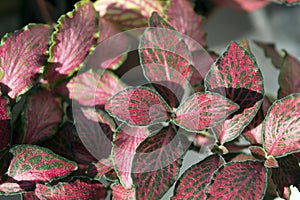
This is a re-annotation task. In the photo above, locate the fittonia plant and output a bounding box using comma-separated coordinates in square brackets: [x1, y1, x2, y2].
[0, 0, 300, 199]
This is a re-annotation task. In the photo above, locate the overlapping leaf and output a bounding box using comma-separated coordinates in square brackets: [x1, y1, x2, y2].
[0, 180, 35, 195]
[111, 184, 135, 200]
[205, 161, 267, 199]
[132, 126, 183, 199]
[35, 179, 107, 199]
[174, 92, 239, 132]
[18, 89, 63, 144]
[45, 0, 98, 83]
[139, 12, 193, 97]
[166, 0, 205, 50]
[272, 155, 300, 197]
[263, 93, 300, 157]
[86, 158, 114, 180]
[205, 41, 264, 144]
[105, 87, 171, 126]
[212, 0, 269, 11]
[254, 41, 283, 69]
[0, 96, 10, 150]
[94, 0, 164, 29]
[67, 69, 126, 106]
[173, 155, 224, 199]
[0, 24, 50, 99]
[278, 51, 300, 98]
[8, 145, 77, 182]
[113, 125, 148, 189]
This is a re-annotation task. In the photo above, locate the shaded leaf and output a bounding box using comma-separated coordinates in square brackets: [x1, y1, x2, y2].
[205, 161, 267, 199]
[278, 51, 300, 98]
[263, 93, 300, 157]
[35, 178, 107, 200]
[264, 156, 278, 168]
[229, 153, 257, 162]
[8, 145, 77, 182]
[249, 146, 267, 160]
[139, 12, 193, 97]
[113, 125, 148, 189]
[111, 184, 135, 200]
[105, 87, 171, 126]
[45, 0, 98, 83]
[67, 69, 125, 107]
[0, 24, 50, 99]
[23, 191, 40, 200]
[0, 96, 11, 150]
[174, 92, 239, 132]
[166, 0, 206, 50]
[86, 158, 114, 180]
[212, 0, 269, 11]
[0, 151, 11, 182]
[205, 41, 264, 144]
[132, 126, 184, 199]
[18, 89, 63, 144]
[172, 155, 224, 199]
[94, 0, 164, 29]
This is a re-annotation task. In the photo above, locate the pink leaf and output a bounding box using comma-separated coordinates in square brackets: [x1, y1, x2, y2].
[263, 93, 300, 157]
[94, 0, 164, 29]
[205, 41, 264, 144]
[206, 161, 267, 199]
[8, 145, 77, 182]
[139, 12, 193, 97]
[174, 92, 239, 132]
[18, 89, 63, 144]
[132, 126, 184, 199]
[113, 125, 148, 189]
[166, 0, 206, 50]
[0, 96, 10, 150]
[173, 155, 224, 199]
[111, 184, 135, 200]
[35, 179, 107, 200]
[278, 51, 300, 98]
[0, 181, 34, 195]
[67, 69, 126, 107]
[249, 146, 267, 160]
[86, 158, 114, 180]
[242, 108, 264, 145]
[0, 24, 50, 99]
[212, 0, 269, 12]
[105, 87, 171, 126]
[45, 0, 98, 83]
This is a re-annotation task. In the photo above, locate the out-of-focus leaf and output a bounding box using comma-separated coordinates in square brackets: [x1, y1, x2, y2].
[212, 0, 269, 12]
[0, 96, 10, 151]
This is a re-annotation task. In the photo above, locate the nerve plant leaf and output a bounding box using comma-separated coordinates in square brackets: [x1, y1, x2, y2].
[205, 161, 267, 199]
[8, 145, 77, 182]
[132, 126, 183, 199]
[166, 0, 206, 50]
[94, 0, 164, 29]
[111, 184, 135, 200]
[18, 89, 63, 144]
[35, 179, 107, 200]
[105, 87, 171, 126]
[113, 125, 148, 189]
[205, 41, 264, 144]
[278, 51, 300, 98]
[263, 93, 300, 157]
[139, 12, 193, 96]
[67, 69, 126, 107]
[254, 41, 283, 69]
[45, 0, 98, 83]
[173, 155, 224, 199]
[0, 24, 50, 99]
[174, 92, 239, 132]
[0, 96, 11, 151]
[86, 158, 114, 180]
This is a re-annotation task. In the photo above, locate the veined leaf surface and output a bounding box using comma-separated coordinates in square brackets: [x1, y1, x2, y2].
[0, 24, 50, 99]
[35, 179, 107, 200]
[0, 181, 35, 195]
[45, 0, 98, 83]
[105, 87, 171, 126]
[173, 155, 224, 199]
[86, 158, 114, 180]
[242, 108, 264, 145]
[68, 69, 125, 106]
[8, 145, 77, 182]
[205, 41, 264, 144]
[139, 12, 193, 95]
[0, 96, 10, 150]
[166, 0, 205, 50]
[132, 126, 183, 199]
[263, 93, 300, 157]
[174, 92, 239, 132]
[19, 89, 63, 144]
[278, 51, 300, 98]
[111, 184, 136, 200]
[205, 161, 267, 199]
[113, 125, 148, 189]
[94, 0, 164, 29]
